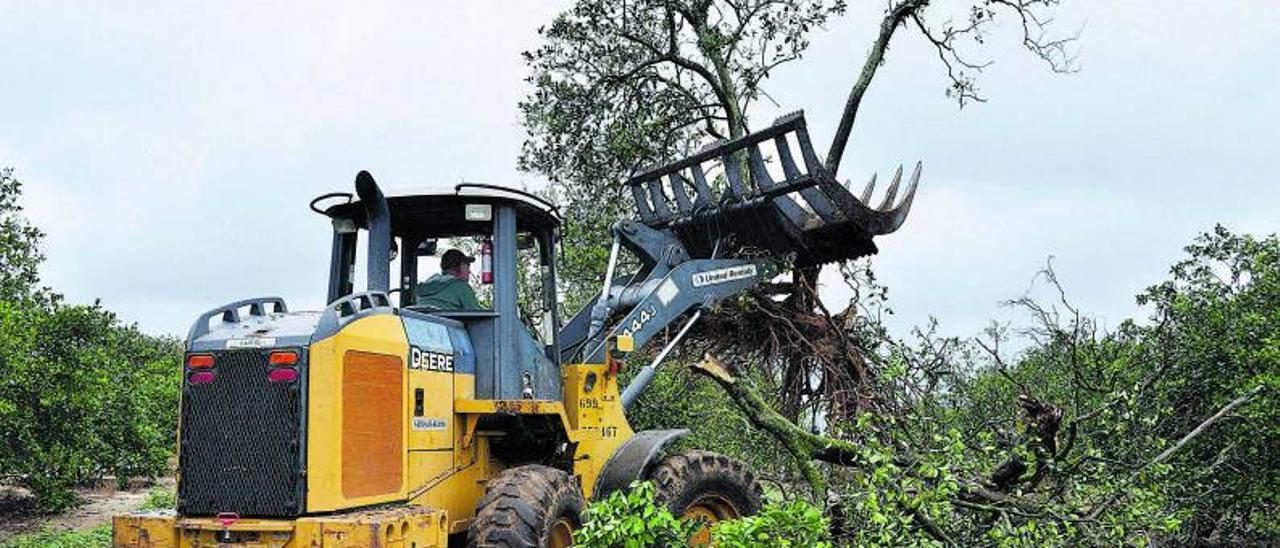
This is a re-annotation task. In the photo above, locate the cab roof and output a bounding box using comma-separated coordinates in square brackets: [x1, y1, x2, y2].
[313, 182, 561, 238]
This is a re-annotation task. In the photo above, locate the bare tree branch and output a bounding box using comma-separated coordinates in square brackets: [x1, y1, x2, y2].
[826, 0, 926, 176]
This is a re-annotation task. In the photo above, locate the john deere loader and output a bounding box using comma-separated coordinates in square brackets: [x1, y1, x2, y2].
[112, 111, 919, 547]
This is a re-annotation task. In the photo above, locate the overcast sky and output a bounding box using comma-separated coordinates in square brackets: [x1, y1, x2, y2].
[2, 1, 1276, 341]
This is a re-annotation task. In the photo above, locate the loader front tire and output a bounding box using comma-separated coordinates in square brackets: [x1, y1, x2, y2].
[468, 465, 584, 548]
[648, 450, 763, 543]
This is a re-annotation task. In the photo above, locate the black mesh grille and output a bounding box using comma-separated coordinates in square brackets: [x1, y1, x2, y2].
[177, 349, 305, 517]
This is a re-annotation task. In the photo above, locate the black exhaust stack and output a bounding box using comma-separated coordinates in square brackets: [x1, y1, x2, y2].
[355, 171, 391, 293]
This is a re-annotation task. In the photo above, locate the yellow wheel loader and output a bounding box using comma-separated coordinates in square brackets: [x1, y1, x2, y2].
[112, 112, 919, 547]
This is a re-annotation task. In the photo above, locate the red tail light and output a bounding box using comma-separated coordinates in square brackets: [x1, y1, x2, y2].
[268, 350, 298, 366]
[187, 354, 215, 368]
[268, 368, 298, 383]
[188, 371, 215, 384]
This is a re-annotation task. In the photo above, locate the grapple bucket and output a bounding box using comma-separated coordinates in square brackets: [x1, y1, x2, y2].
[624, 112, 919, 266]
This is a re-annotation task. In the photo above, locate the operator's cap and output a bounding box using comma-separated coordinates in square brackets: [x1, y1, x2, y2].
[441, 249, 475, 270]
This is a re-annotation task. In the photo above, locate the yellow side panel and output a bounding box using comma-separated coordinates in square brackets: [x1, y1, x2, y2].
[407, 451, 453, 491]
[410, 445, 494, 533]
[307, 314, 410, 513]
[408, 369, 453, 451]
[406, 373, 493, 533]
[564, 364, 636, 500]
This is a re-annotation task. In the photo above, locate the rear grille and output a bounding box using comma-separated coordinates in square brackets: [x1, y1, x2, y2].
[177, 349, 306, 517]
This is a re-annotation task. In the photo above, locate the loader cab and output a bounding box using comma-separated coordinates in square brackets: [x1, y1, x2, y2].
[312, 179, 564, 400]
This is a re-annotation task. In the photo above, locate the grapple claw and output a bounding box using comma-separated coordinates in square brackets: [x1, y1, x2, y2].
[860, 173, 876, 204]
[891, 161, 922, 217]
[877, 165, 902, 211]
[622, 111, 921, 266]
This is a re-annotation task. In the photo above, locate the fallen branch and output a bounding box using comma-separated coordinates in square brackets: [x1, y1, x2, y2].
[691, 354, 863, 497]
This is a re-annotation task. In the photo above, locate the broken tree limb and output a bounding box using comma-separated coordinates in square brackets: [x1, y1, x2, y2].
[692, 354, 864, 498]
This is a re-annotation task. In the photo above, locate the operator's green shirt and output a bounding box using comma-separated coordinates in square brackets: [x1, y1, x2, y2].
[414, 273, 482, 311]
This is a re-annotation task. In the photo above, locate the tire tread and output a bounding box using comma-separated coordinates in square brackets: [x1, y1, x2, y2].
[469, 465, 583, 547]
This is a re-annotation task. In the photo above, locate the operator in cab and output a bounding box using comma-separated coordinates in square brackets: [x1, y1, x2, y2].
[415, 249, 482, 311]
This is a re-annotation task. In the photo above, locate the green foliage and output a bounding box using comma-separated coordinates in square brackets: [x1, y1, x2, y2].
[0, 169, 182, 511]
[138, 486, 176, 511]
[1127, 226, 1279, 543]
[521, 0, 845, 184]
[0, 524, 111, 548]
[576, 481, 833, 548]
[0, 299, 182, 511]
[828, 419, 960, 547]
[0, 167, 45, 303]
[711, 500, 832, 547]
[574, 481, 698, 547]
[850, 226, 1279, 546]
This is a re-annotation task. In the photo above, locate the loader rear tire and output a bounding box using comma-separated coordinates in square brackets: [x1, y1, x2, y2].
[468, 465, 584, 548]
[648, 450, 763, 544]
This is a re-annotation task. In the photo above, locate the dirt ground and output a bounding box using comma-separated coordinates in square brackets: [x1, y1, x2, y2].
[0, 478, 174, 542]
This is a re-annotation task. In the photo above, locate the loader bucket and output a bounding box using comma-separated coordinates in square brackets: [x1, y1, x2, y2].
[623, 111, 919, 266]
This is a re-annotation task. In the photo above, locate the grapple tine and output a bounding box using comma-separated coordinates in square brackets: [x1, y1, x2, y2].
[890, 162, 922, 215]
[747, 145, 776, 190]
[750, 143, 817, 228]
[630, 185, 654, 221]
[778, 134, 840, 224]
[645, 179, 673, 219]
[668, 173, 693, 213]
[877, 165, 902, 211]
[773, 135, 802, 180]
[860, 173, 876, 204]
[689, 164, 714, 206]
[867, 161, 922, 234]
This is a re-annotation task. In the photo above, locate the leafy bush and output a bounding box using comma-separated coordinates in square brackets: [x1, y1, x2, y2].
[0, 524, 111, 548]
[711, 500, 832, 547]
[576, 481, 833, 547]
[139, 486, 176, 511]
[574, 481, 699, 547]
[0, 168, 43, 303]
[0, 299, 181, 511]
